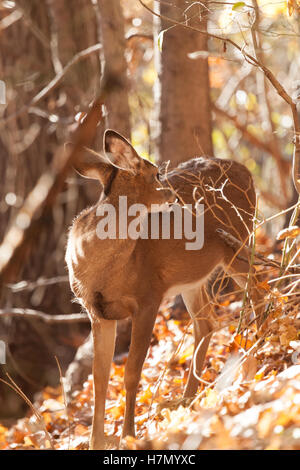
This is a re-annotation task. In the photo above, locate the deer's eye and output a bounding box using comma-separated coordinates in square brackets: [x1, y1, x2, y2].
[156, 172, 161, 182]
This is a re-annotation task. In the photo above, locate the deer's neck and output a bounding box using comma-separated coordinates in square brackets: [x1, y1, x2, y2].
[98, 192, 148, 243]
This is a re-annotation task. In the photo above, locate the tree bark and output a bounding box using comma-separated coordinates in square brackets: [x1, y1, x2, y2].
[153, 0, 213, 166]
[0, 0, 99, 419]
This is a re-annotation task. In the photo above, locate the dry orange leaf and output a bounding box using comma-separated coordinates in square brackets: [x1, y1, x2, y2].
[276, 225, 300, 240]
[241, 355, 257, 381]
[112, 364, 125, 376]
[279, 326, 298, 347]
[107, 404, 124, 420]
[140, 386, 153, 404]
[257, 280, 271, 291]
[220, 299, 230, 307]
[230, 334, 253, 352]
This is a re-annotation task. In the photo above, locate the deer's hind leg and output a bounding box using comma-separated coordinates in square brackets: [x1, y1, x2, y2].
[122, 297, 162, 439]
[182, 285, 214, 398]
[223, 249, 265, 329]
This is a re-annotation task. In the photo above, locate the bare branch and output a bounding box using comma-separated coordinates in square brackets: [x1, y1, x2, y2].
[139, 0, 300, 195]
[213, 103, 274, 156]
[1, 43, 102, 126]
[0, 69, 122, 291]
[0, 9, 22, 31]
[139, 0, 293, 106]
[250, 0, 288, 198]
[0, 308, 88, 324]
[216, 228, 282, 269]
[7, 275, 69, 292]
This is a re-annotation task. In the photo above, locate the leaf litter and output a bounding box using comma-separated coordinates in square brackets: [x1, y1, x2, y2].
[2, 237, 300, 450]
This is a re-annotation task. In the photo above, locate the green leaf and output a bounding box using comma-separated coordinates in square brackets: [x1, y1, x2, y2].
[157, 30, 165, 52]
[157, 26, 174, 52]
[232, 1, 245, 10]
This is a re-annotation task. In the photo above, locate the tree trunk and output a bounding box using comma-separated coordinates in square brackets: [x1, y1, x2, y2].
[0, 0, 99, 419]
[153, 1, 213, 166]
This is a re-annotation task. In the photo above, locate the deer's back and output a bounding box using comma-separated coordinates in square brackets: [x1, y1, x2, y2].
[66, 155, 256, 320]
[163, 156, 256, 235]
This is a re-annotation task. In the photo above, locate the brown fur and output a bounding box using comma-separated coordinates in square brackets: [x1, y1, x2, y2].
[66, 130, 262, 449]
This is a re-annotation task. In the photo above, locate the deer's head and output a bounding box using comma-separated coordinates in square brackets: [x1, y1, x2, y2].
[73, 130, 175, 209]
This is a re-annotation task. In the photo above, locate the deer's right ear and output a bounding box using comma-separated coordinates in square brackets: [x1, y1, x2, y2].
[65, 143, 112, 183]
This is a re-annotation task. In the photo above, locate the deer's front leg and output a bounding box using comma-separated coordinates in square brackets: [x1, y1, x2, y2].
[90, 317, 117, 450]
[122, 308, 158, 439]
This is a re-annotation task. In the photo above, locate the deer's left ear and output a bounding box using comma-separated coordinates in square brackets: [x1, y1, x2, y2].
[66, 142, 113, 184]
[103, 129, 145, 173]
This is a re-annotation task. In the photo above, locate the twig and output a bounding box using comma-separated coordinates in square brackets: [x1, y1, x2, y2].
[250, 0, 288, 198]
[14, 1, 50, 49]
[140, 0, 300, 195]
[216, 228, 282, 269]
[237, 198, 258, 333]
[7, 275, 69, 293]
[0, 9, 22, 31]
[55, 356, 71, 450]
[0, 373, 55, 449]
[139, 0, 293, 105]
[213, 103, 275, 157]
[0, 308, 88, 324]
[0, 68, 121, 291]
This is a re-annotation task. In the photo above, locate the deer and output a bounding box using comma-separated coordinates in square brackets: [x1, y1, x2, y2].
[65, 129, 263, 449]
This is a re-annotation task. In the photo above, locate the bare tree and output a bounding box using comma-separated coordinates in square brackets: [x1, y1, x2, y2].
[153, 0, 213, 167]
[0, 0, 100, 418]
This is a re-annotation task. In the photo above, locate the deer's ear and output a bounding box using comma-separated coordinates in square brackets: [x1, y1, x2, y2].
[66, 143, 112, 182]
[103, 129, 144, 172]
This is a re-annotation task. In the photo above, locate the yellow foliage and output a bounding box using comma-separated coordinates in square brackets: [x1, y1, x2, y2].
[257, 0, 286, 16]
[178, 344, 194, 364]
[142, 67, 157, 86]
[287, 0, 300, 15]
[202, 388, 219, 408]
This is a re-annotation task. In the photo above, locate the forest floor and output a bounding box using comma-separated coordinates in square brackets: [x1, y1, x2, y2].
[1, 234, 300, 450]
[1, 305, 300, 450]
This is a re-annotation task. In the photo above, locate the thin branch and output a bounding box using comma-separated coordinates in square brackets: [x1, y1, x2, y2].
[139, 0, 293, 106]
[0, 373, 55, 449]
[213, 103, 275, 156]
[140, 0, 300, 195]
[14, 2, 50, 49]
[250, 0, 288, 198]
[216, 62, 252, 109]
[1, 43, 102, 126]
[216, 228, 283, 269]
[0, 69, 122, 290]
[7, 275, 69, 292]
[0, 308, 88, 324]
[55, 356, 71, 450]
[0, 9, 23, 31]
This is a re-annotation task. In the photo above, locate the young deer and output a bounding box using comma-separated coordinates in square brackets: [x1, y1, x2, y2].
[66, 130, 262, 449]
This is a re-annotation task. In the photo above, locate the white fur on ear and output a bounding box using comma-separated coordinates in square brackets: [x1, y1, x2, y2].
[105, 151, 136, 173]
[70, 145, 112, 181]
[104, 129, 143, 173]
